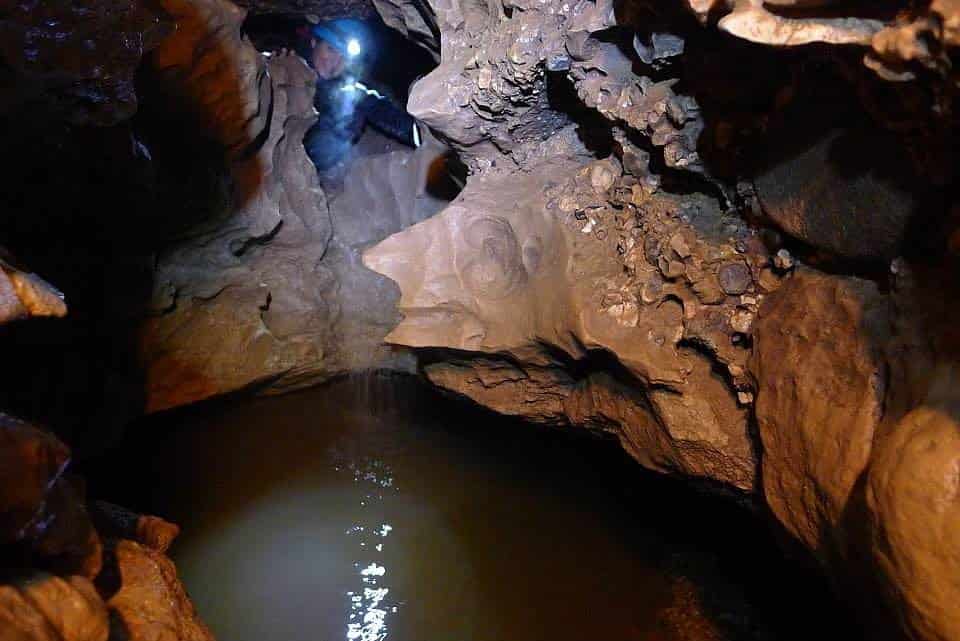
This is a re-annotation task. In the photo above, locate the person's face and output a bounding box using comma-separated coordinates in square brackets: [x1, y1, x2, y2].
[312, 40, 345, 80]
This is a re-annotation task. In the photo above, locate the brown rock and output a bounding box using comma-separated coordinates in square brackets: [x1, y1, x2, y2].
[0, 263, 67, 326]
[0, 415, 71, 545]
[717, 262, 751, 295]
[750, 269, 889, 559]
[90, 503, 181, 555]
[30, 479, 103, 580]
[366, 151, 759, 491]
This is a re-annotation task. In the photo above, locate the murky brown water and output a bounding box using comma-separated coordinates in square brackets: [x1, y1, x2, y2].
[87, 374, 864, 641]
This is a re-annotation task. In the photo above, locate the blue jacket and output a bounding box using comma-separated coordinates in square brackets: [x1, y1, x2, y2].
[304, 74, 419, 171]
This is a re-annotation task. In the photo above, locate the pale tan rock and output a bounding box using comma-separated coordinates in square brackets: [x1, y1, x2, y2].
[0, 264, 66, 325]
[366, 143, 761, 490]
[750, 269, 889, 559]
[718, 1, 882, 47]
[866, 365, 960, 641]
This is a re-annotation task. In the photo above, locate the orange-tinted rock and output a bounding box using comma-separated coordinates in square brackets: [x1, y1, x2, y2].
[866, 366, 960, 641]
[0, 415, 101, 578]
[367, 142, 762, 491]
[103, 540, 214, 641]
[0, 573, 108, 641]
[90, 503, 181, 555]
[30, 478, 102, 581]
[750, 268, 889, 560]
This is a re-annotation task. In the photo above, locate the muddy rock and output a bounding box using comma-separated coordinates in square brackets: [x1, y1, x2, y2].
[366, 133, 762, 490]
[0, 415, 71, 546]
[0, 261, 67, 325]
[102, 540, 214, 641]
[750, 269, 889, 560]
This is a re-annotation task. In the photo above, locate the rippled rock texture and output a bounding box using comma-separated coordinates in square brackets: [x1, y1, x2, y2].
[135, 0, 448, 411]
[1, 0, 959, 639]
[361, 0, 960, 639]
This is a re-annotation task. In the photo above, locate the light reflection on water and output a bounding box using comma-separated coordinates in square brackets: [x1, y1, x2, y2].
[100, 373, 865, 641]
[344, 458, 397, 641]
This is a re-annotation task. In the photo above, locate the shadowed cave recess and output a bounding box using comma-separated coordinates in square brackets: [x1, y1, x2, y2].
[1, 0, 959, 640]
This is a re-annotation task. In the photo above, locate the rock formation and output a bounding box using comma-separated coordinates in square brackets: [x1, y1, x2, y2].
[360, 0, 960, 639]
[136, 0, 449, 410]
[1, 0, 959, 640]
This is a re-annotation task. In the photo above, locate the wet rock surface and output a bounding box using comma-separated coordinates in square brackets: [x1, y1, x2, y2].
[750, 269, 889, 561]
[361, 0, 960, 639]
[0, 0, 959, 640]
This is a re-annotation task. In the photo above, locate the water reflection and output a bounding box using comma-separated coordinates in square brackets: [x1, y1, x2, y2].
[343, 458, 397, 641]
[90, 373, 865, 641]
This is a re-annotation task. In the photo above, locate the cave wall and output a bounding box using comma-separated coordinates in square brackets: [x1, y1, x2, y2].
[1, 0, 959, 640]
[136, 0, 450, 411]
[361, 0, 960, 640]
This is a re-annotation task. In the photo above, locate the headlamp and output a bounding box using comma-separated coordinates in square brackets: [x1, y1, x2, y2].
[346, 38, 362, 57]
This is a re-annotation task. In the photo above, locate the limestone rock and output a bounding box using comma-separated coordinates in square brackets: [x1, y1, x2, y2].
[750, 269, 889, 560]
[102, 540, 214, 641]
[0, 261, 67, 325]
[866, 366, 960, 641]
[718, 1, 882, 47]
[233, 0, 375, 17]
[866, 0, 960, 82]
[0, 414, 102, 579]
[0, 414, 71, 546]
[754, 129, 915, 260]
[366, 136, 762, 490]
[0, 0, 168, 125]
[0, 573, 109, 641]
[149, 0, 270, 157]
[371, 0, 439, 58]
[139, 22, 448, 411]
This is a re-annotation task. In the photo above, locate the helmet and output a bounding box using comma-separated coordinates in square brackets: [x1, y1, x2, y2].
[311, 18, 369, 60]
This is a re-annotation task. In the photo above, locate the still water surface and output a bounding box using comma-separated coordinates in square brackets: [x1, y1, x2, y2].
[91, 374, 863, 641]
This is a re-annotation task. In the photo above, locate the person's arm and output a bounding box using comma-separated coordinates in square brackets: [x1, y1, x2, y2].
[352, 84, 421, 148]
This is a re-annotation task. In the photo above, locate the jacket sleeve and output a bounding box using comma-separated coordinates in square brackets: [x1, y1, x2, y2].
[356, 94, 420, 148]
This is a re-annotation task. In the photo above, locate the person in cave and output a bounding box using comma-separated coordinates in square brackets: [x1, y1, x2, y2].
[295, 18, 422, 172]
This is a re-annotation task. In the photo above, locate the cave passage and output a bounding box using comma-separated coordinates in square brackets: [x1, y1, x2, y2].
[85, 374, 864, 641]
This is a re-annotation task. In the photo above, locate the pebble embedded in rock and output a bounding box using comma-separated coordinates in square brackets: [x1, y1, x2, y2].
[670, 233, 691, 258]
[590, 162, 617, 193]
[773, 249, 794, 271]
[659, 256, 686, 279]
[718, 262, 751, 295]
